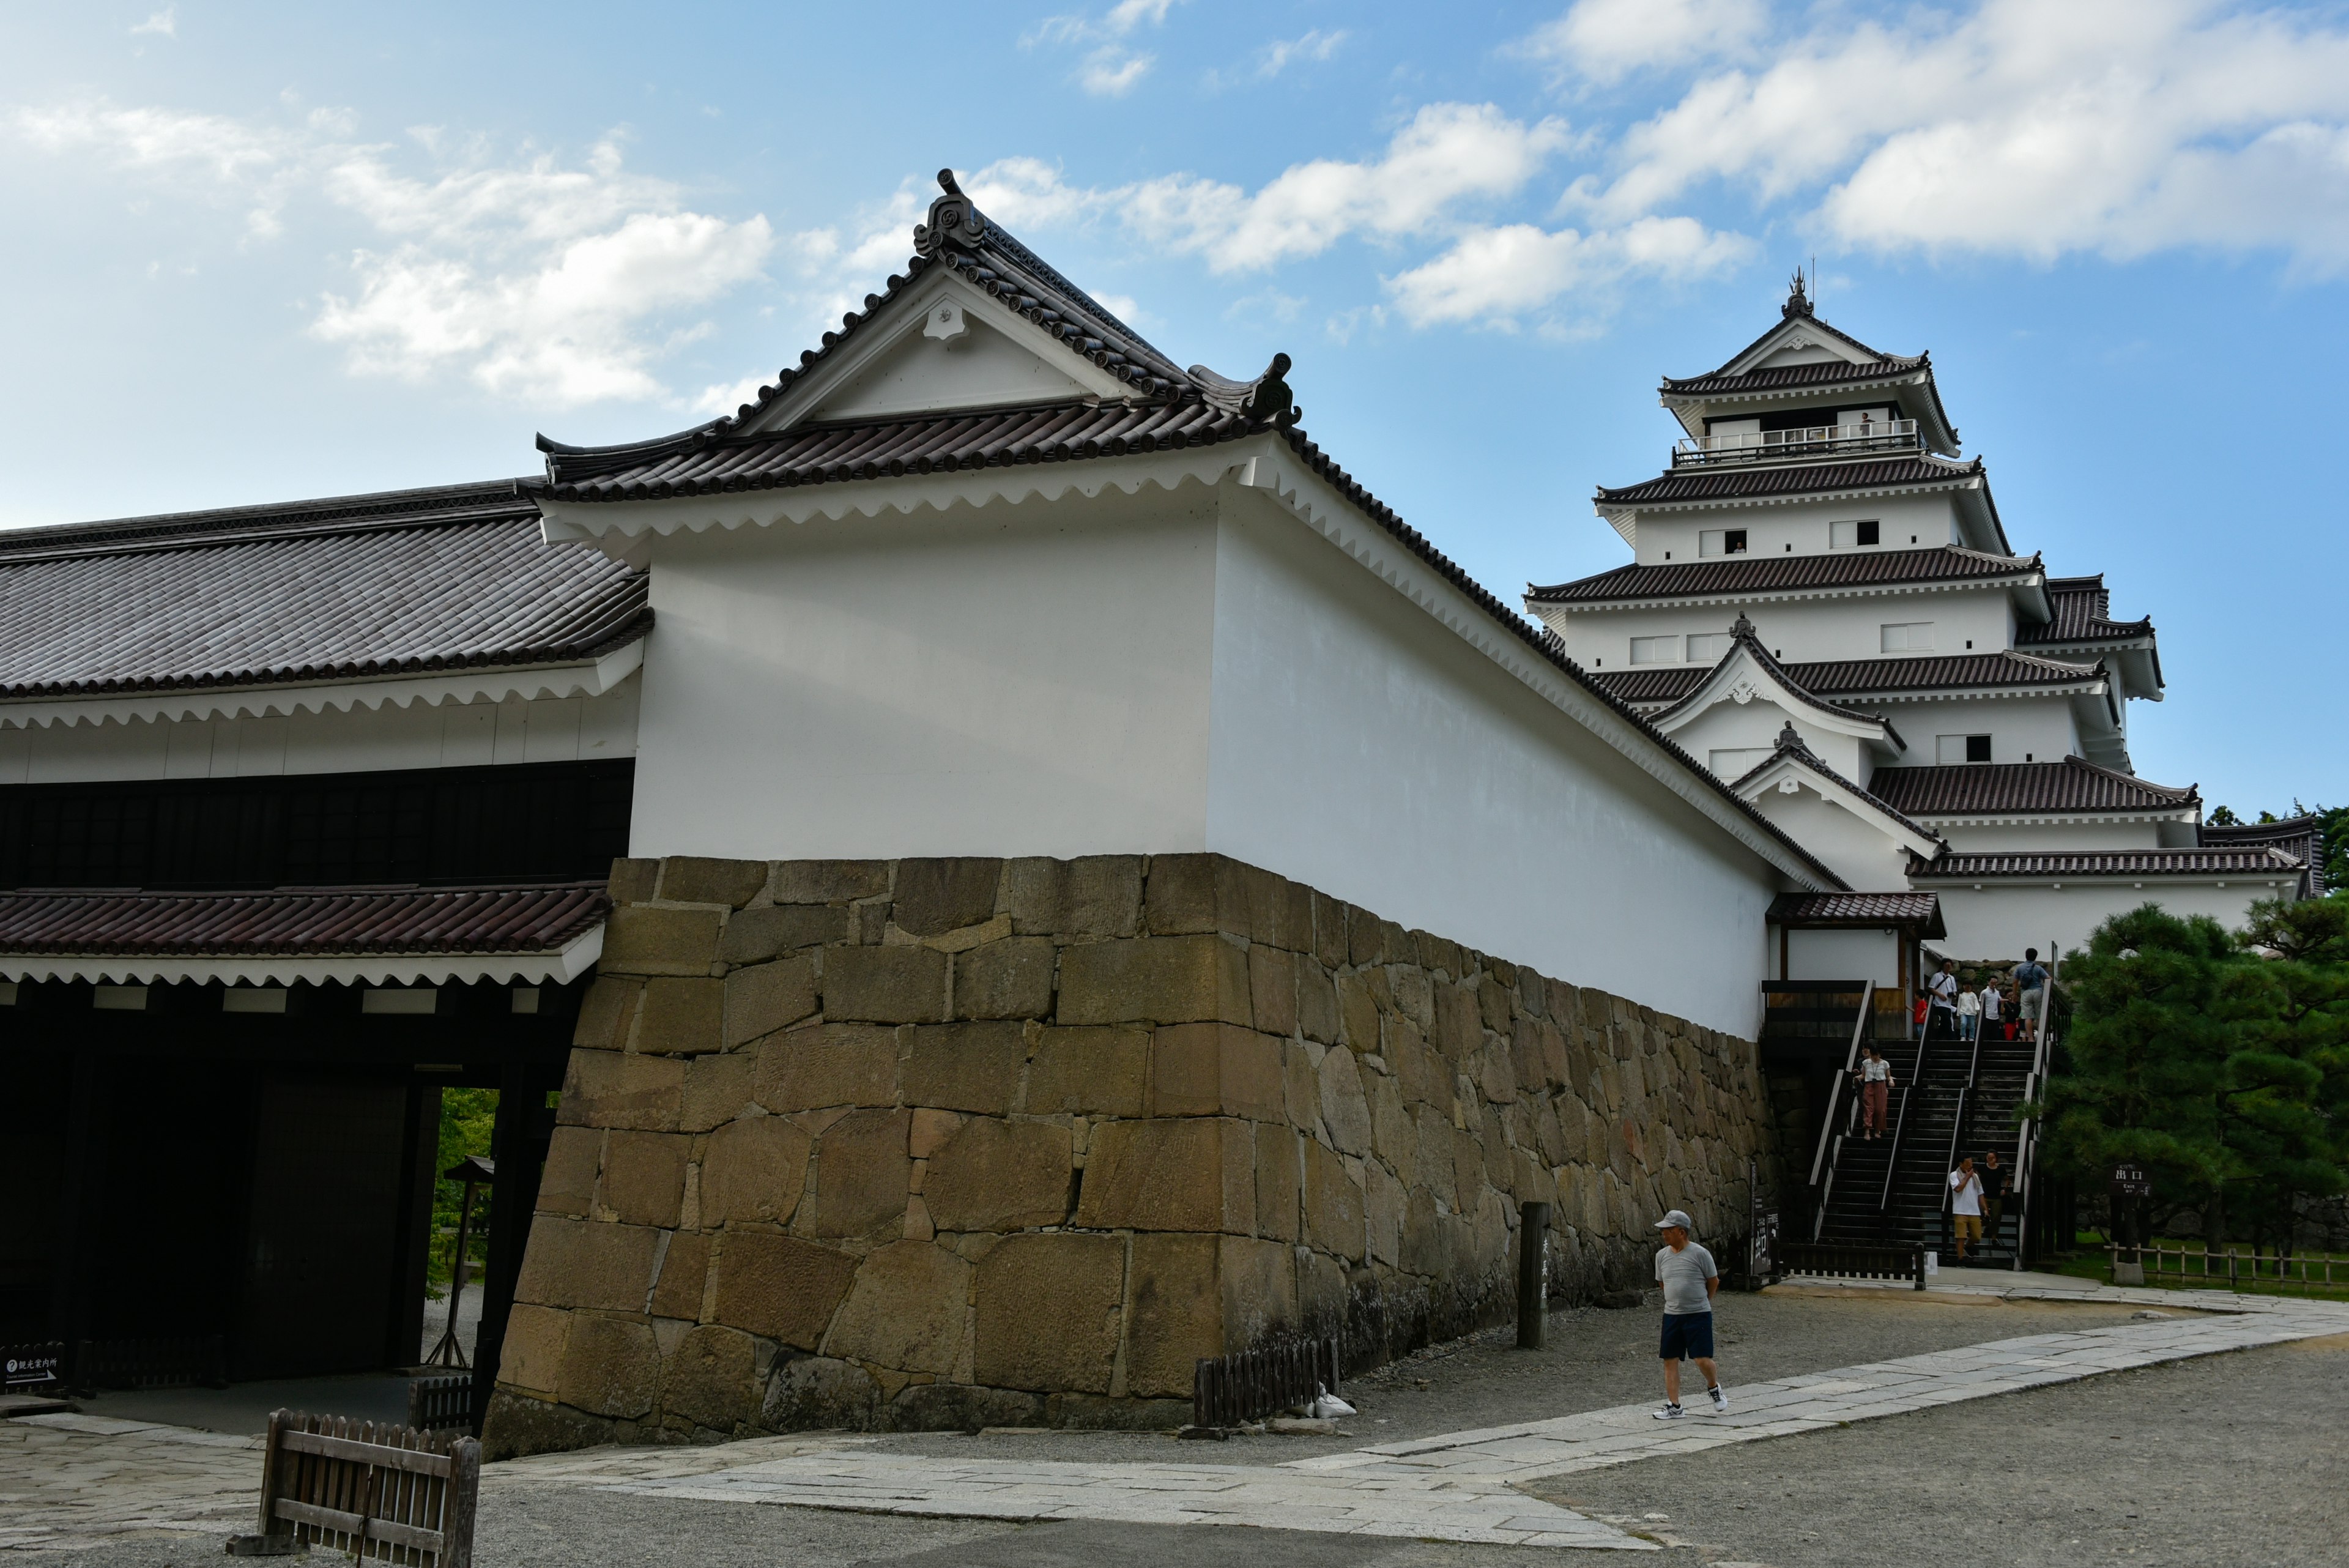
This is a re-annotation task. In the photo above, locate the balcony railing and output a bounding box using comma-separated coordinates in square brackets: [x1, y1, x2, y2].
[1673, 418, 1920, 467]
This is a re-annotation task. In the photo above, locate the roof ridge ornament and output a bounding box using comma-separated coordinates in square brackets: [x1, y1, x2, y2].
[1187, 352, 1302, 427]
[1731, 612, 1756, 638]
[914, 168, 987, 258]
[1783, 268, 1813, 319]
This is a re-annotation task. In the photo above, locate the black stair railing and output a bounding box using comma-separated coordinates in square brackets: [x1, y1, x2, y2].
[1804, 983, 1874, 1242]
[2011, 956, 2060, 1270]
[1876, 1029, 1924, 1241]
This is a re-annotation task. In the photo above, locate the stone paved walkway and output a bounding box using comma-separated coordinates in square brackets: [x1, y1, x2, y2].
[6, 1280, 2345, 1555]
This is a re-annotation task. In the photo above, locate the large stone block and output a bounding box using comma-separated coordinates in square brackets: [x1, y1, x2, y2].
[1247, 946, 1298, 1038]
[536, 1126, 599, 1218]
[822, 946, 948, 1024]
[634, 976, 724, 1055]
[810, 1107, 913, 1239]
[1004, 856, 1141, 938]
[973, 1233, 1124, 1392]
[680, 1050, 756, 1133]
[1296, 960, 1338, 1044]
[1140, 853, 1220, 935]
[718, 904, 853, 964]
[601, 905, 724, 976]
[1365, 1158, 1405, 1267]
[823, 1240, 971, 1375]
[762, 1356, 880, 1432]
[888, 1383, 1046, 1434]
[657, 856, 769, 908]
[598, 1130, 690, 1228]
[606, 856, 659, 905]
[699, 1115, 814, 1227]
[768, 860, 889, 904]
[1218, 1235, 1296, 1351]
[708, 1230, 859, 1350]
[1368, 1071, 1416, 1187]
[664, 1324, 760, 1432]
[902, 1021, 1027, 1115]
[725, 957, 818, 1048]
[1024, 1026, 1148, 1117]
[572, 976, 642, 1050]
[498, 1302, 570, 1398]
[891, 857, 1003, 936]
[1433, 981, 1482, 1060]
[754, 1022, 900, 1112]
[1121, 1232, 1219, 1397]
[1334, 973, 1380, 1054]
[555, 1314, 661, 1419]
[1301, 1139, 1365, 1261]
[650, 1231, 710, 1321]
[1074, 1118, 1252, 1233]
[557, 1049, 685, 1132]
[1056, 936, 1249, 1027]
[513, 1218, 661, 1312]
[1151, 1022, 1284, 1121]
[1316, 1047, 1373, 1154]
[923, 1117, 1072, 1233]
[952, 937, 1056, 1020]
[1253, 1123, 1300, 1243]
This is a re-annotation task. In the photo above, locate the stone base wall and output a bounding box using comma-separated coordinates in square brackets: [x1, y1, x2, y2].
[484, 853, 1774, 1457]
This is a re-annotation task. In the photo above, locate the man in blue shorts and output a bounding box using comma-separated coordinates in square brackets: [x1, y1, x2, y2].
[1652, 1209, 1727, 1419]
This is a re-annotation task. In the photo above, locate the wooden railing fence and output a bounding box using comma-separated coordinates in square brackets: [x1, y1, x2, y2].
[229, 1411, 478, 1565]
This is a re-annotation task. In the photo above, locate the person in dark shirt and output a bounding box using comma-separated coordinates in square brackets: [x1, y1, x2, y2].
[1978, 1151, 2009, 1244]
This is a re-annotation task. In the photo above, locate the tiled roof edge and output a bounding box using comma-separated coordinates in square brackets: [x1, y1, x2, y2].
[0, 481, 540, 562]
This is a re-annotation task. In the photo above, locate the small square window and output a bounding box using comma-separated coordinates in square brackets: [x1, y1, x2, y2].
[1969, 735, 1992, 763]
[1831, 520, 1880, 549]
[1630, 636, 1682, 666]
[1684, 633, 1731, 663]
[1699, 529, 1750, 557]
[1937, 734, 1994, 764]
[1725, 529, 1748, 554]
[1881, 622, 1934, 653]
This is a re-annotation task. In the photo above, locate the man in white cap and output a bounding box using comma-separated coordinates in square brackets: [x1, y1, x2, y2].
[1652, 1209, 1726, 1419]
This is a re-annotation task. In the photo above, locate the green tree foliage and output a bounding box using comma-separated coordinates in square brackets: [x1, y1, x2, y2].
[429, 1087, 498, 1286]
[2039, 901, 2349, 1247]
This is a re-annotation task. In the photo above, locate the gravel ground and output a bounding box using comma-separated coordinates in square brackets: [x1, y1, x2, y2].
[1530, 1329, 2349, 1568]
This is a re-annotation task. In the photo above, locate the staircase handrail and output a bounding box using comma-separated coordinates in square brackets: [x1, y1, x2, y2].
[1808, 984, 1874, 1241]
[2011, 952, 2060, 1268]
[1876, 1028, 1923, 1227]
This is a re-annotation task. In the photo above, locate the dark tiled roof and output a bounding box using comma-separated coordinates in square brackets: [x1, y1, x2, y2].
[1909, 848, 2304, 880]
[533, 399, 1247, 502]
[0, 483, 650, 700]
[1768, 891, 1945, 934]
[2202, 816, 2326, 897]
[2019, 574, 2154, 644]
[1869, 757, 2198, 817]
[1595, 455, 1983, 508]
[0, 882, 610, 956]
[1529, 545, 2036, 606]
[1661, 357, 1925, 396]
[1592, 649, 2101, 707]
[1729, 723, 1941, 844]
[1648, 620, 1894, 734]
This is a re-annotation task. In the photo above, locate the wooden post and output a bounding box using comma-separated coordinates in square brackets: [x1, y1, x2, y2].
[1516, 1201, 1551, 1349]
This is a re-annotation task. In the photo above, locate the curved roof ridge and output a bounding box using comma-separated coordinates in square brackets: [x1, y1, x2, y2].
[1649, 617, 1894, 734]
[0, 480, 537, 562]
[1730, 720, 1942, 845]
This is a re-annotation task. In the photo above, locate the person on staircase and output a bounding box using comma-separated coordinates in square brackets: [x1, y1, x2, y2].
[1926, 959, 1960, 1042]
[1854, 1046, 1894, 1139]
[1956, 981, 1981, 1043]
[2014, 949, 2051, 1044]
[1949, 1156, 1986, 1264]
[1981, 978, 2006, 1041]
[1979, 1151, 2008, 1247]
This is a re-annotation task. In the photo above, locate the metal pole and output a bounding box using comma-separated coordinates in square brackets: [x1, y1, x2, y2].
[1516, 1201, 1551, 1350]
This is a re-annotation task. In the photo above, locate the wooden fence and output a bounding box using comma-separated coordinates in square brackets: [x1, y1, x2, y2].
[1192, 1335, 1343, 1430]
[406, 1374, 475, 1433]
[2112, 1243, 2349, 1297]
[1778, 1241, 1926, 1289]
[229, 1411, 478, 1565]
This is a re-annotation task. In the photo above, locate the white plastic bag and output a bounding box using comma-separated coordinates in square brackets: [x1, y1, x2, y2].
[1308, 1384, 1356, 1419]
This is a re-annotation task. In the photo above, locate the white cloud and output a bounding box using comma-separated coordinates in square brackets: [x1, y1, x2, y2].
[1258, 29, 1347, 79]
[1387, 215, 1751, 329]
[1575, 0, 2349, 270]
[1027, 0, 1186, 97]
[130, 6, 176, 37]
[1515, 0, 1761, 85]
[10, 102, 774, 406]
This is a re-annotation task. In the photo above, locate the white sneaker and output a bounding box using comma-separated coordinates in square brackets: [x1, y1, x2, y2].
[1709, 1385, 1729, 1414]
[1652, 1403, 1684, 1421]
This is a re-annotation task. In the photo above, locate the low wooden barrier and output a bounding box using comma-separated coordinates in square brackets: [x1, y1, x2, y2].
[1192, 1334, 1343, 1429]
[406, 1373, 475, 1433]
[1778, 1241, 1926, 1290]
[75, 1336, 228, 1392]
[229, 1411, 478, 1564]
[2112, 1243, 2349, 1297]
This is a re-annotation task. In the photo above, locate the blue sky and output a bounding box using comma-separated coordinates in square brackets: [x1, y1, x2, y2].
[2, 1, 2345, 813]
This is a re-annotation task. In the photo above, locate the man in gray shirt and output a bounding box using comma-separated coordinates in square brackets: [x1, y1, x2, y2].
[1652, 1209, 1727, 1419]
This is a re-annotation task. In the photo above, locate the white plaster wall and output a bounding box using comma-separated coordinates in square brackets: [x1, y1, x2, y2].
[1867, 697, 2082, 770]
[0, 683, 639, 784]
[1549, 588, 2019, 673]
[1632, 493, 1963, 566]
[1784, 927, 1902, 989]
[1201, 488, 1781, 1038]
[1745, 784, 1917, 891]
[1929, 880, 2291, 962]
[1930, 819, 2173, 852]
[625, 487, 1220, 861]
[1670, 700, 1870, 782]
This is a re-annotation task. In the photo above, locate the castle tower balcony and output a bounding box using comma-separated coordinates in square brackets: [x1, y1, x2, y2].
[1672, 417, 1922, 468]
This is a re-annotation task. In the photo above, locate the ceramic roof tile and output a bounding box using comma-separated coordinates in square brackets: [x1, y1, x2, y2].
[1594, 455, 1985, 508]
[1868, 757, 2198, 817]
[1909, 847, 2303, 879]
[1529, 544, 2036, 606]
[0, 881, 609, 956]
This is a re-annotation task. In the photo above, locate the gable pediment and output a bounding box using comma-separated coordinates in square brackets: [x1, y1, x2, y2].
[746, 270, 1129, 434]
[1652, 641, 1893, 746]
[1732, 319, 1880, 376]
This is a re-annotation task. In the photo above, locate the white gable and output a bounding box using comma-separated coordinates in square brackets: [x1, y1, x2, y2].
[1728, 319, 1880, 377]
[746, 272, 1128, 433]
